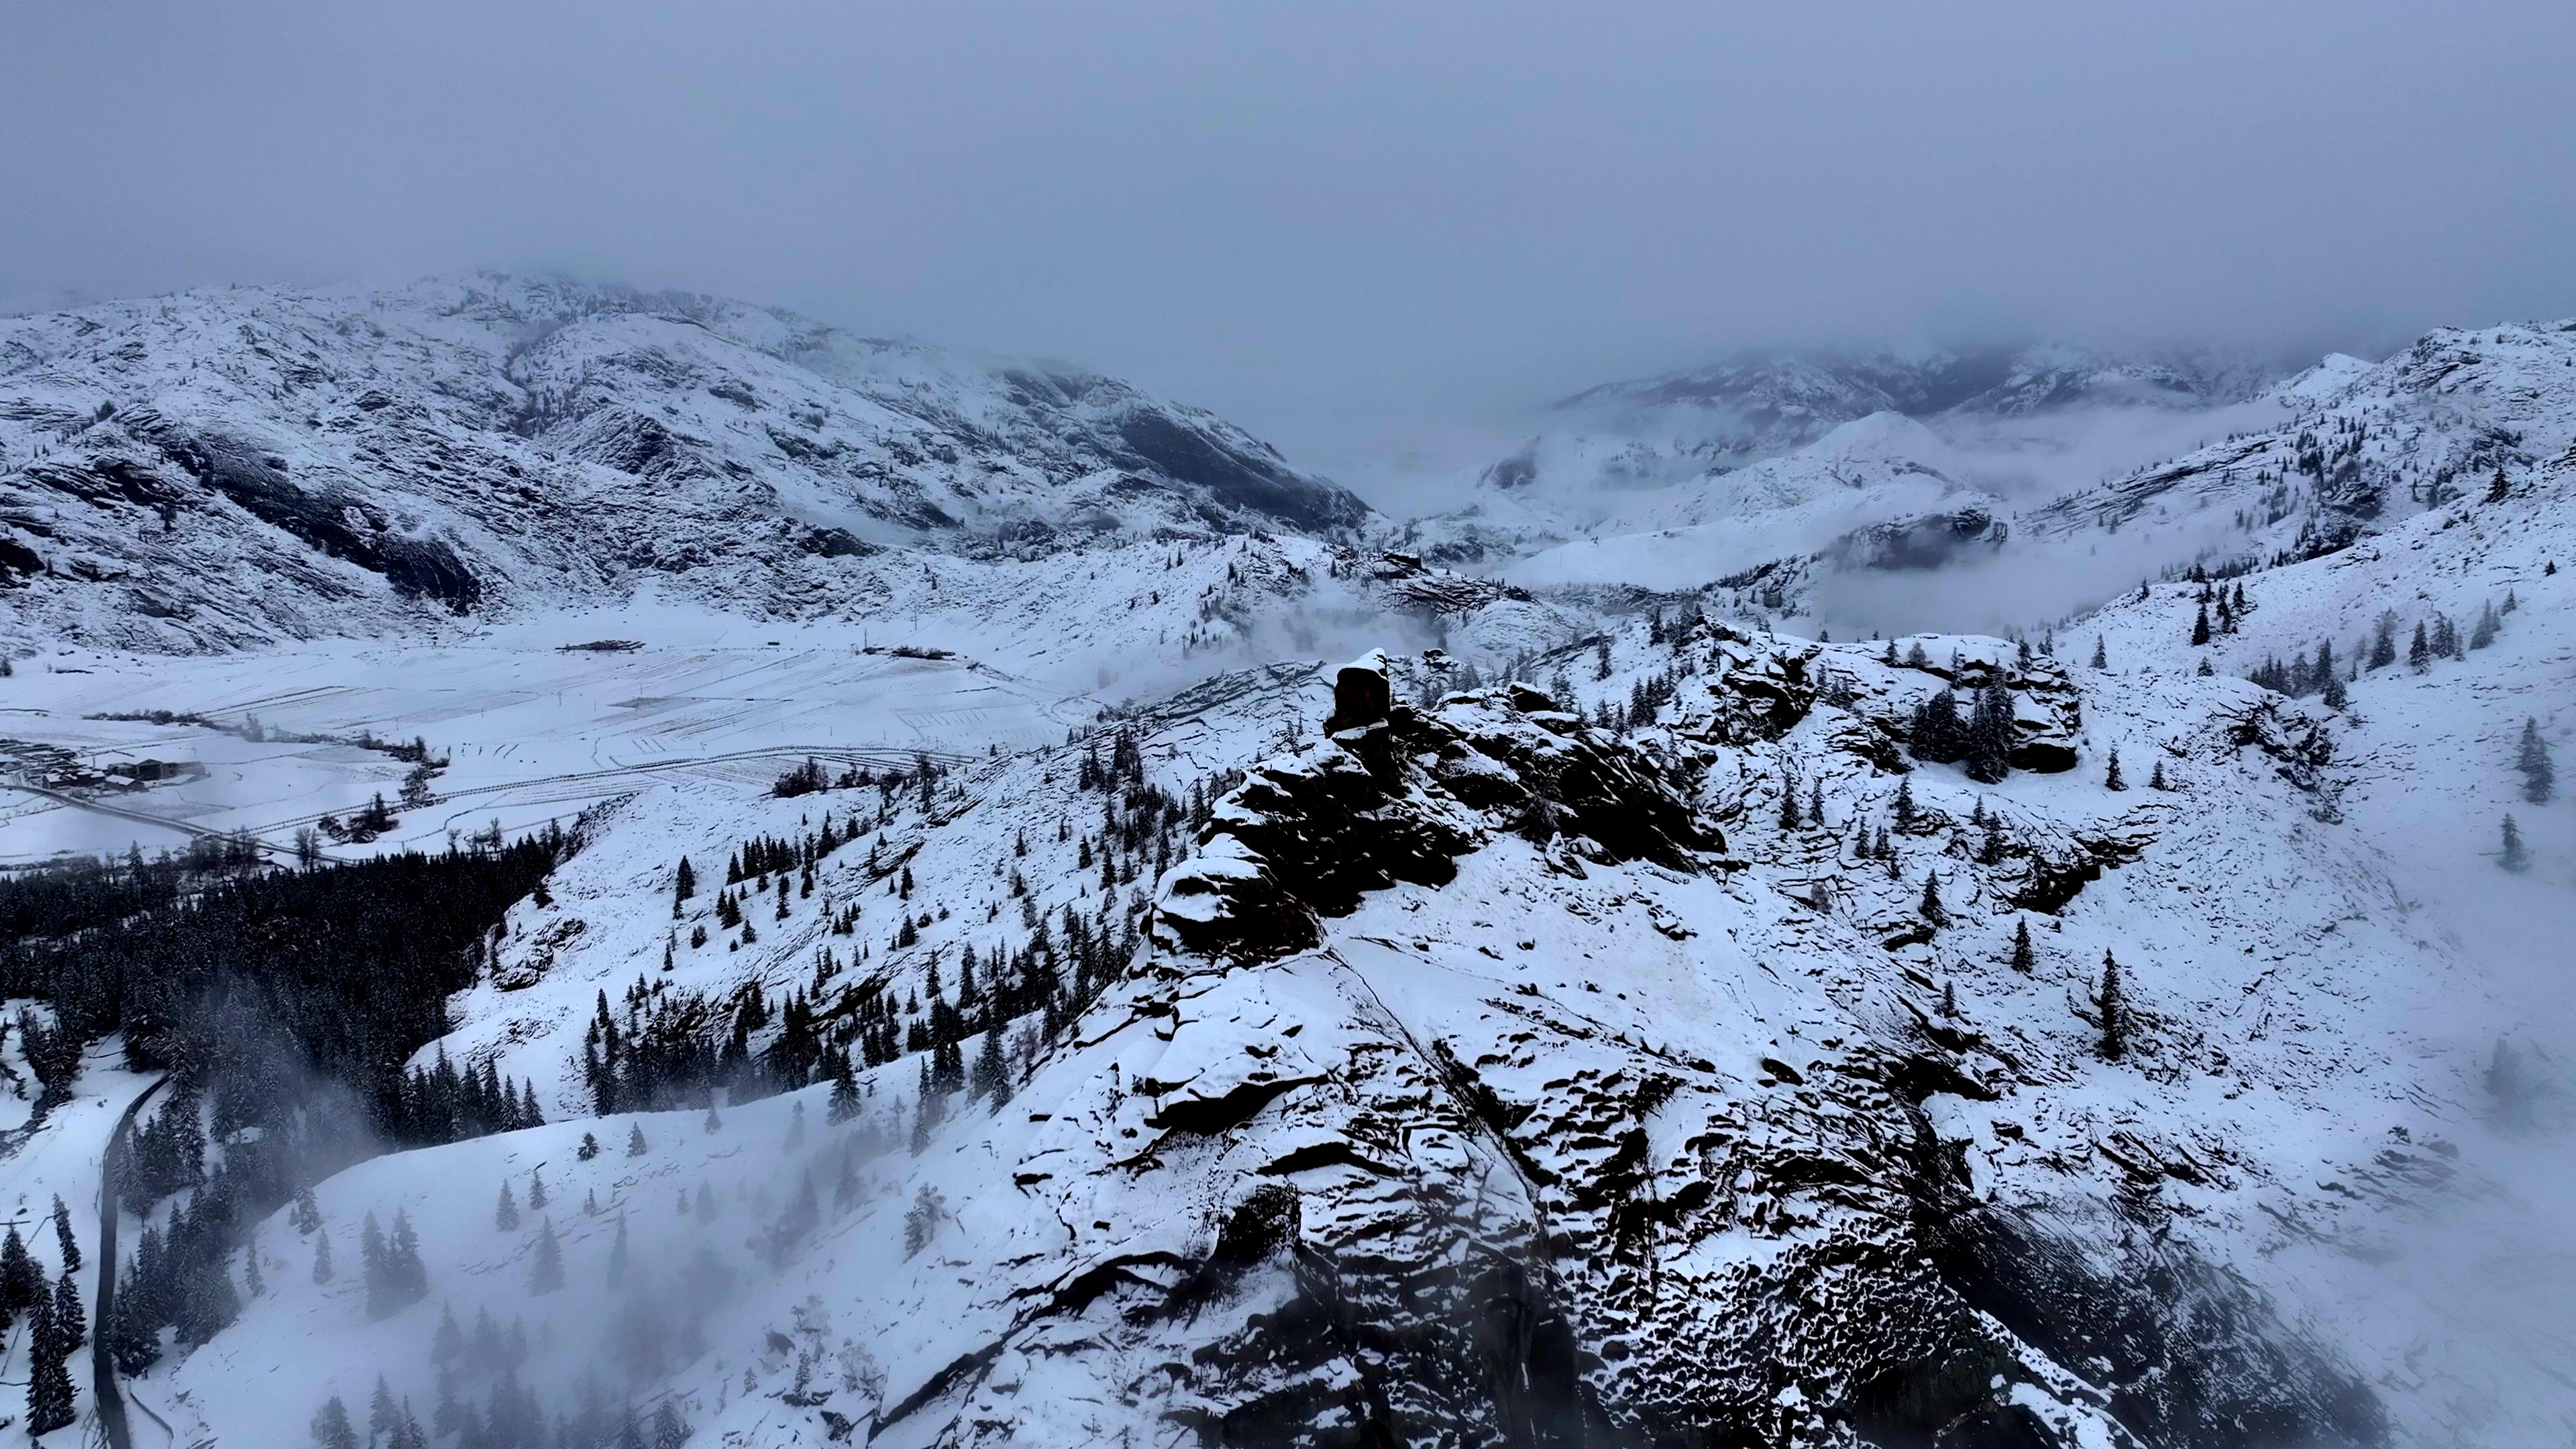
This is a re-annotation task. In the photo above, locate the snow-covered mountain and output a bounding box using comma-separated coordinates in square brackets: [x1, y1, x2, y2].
[0, 294, 2570, 1449]
[1393, 340, 2280, 576]
[0, 274, 1372, 652]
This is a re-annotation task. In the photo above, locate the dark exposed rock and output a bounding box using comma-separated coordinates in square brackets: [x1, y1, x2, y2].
[1112, 409, 1371, 535]
[1154, 655, 1706, 963]
[1322, 649, 1392, 738]
[0, 535, 42, 586]
[1921, 1204, 2386, 1449]
[119, 417, 483, 613]
[797, 525, 873, 559]
[2006, 830, 2147, 916]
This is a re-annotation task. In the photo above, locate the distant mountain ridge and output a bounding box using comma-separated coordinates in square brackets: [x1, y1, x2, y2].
[1560, 338, 2282, 438]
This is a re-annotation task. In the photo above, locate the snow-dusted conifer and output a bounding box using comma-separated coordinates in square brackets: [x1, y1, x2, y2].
[2098, 951, 2128, 1060]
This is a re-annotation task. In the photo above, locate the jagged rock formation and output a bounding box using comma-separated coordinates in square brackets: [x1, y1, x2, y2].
[1156, 652, 1705, 964]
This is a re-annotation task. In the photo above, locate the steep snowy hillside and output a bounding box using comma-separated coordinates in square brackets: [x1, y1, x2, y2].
[0, 274, 1371, 652]
[2025, 320, 2576, 555]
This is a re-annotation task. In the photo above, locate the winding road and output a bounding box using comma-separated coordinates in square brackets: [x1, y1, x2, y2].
[93, 1073, 166, 1449]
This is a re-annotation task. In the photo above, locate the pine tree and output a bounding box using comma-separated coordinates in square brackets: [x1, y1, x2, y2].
[2190, 602, 2210, 646]
[1909, 688, 1966, 764]
[828, 1053, 861, 1124]
[362, 1212, 392, 1317]
[1892, 776, 1917, 829]
[1917, 871, 1946, 927]
[25, 1294, 73, 1436]
[311, 1394, 360, 1449]
[174, 1256, 239, 1348]
[652, 1403, 689, 1449]
[703, 1096, 724, 1134]
[2097, 951, 2127, 1061]
[2516, 718, 2555, 804]
[2010, 918, 2033, 973]
[529, 1218, 565, 1296]
[904, 1185, 945, 1256]
[385, 1209, 427, 1311]
[2408, 620, 2430, 672]
[51, 1268, 83, 1352]
[2501, 814, 2529, 873]
[312, 1224, 334, 1284]
[371, 1376, 401, 1444]
[2148, 759, 2167, 791]
[2471, 601, 2500, 650]
[578, 1131, 601, 1161]
[433, 1301, 464, 1364]
[2369, 610, 2398, 669]
[527, 1168, 547, 1212]
[629, 1122, 649, 1157]
[1, 1224, 40, 1316]
[2089, 635, 2107, 669]
[246, 1235, 266, 1297]
[496, 1181, 520, 1231]
[2104, 747, 2126, 792]
[49, 1195, 78, 1273]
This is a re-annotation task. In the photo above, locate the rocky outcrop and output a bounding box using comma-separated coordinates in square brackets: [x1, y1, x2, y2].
[1152, 653, 1708, 963]
[1113, 645, 2381, 1449]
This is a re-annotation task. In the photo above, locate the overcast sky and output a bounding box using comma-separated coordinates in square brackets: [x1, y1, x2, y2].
[5, 1, 2571, 466]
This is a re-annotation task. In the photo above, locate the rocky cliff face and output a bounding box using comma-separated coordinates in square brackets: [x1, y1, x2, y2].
[1067, 645, 2380, 1448]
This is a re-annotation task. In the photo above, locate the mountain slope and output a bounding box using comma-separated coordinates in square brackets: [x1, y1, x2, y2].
[113, 612, 2518, 1448]
[0, 274, 1371, 652]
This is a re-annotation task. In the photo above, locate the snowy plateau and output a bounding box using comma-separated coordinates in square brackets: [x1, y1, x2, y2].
[0, 278, 2571, 1449]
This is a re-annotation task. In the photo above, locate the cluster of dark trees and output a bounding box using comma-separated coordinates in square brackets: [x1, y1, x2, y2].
[695, 813, 872, 950]
[2186, 576, 2252, 645]
[2240, 641, 2350, 707]
[1903, 676, 2017, 784]
[311, 1328, 694, 1448]
[2237, 592, 2518, 706]
[588, 873, 1144, 1134]
[1, 830, 565, 1389]
[3, 1217, 83, 1435]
